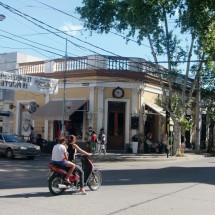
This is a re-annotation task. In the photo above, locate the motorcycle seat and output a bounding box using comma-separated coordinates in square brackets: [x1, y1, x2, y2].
[49, 161, 70, 171]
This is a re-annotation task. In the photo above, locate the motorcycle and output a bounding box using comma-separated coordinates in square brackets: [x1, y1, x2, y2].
[47, 155, 102, 195]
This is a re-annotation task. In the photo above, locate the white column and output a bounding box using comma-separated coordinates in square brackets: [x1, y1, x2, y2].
[97, 87, 104, 133]
[44, 94, 49, 140]
[89, 87, 95, 129]
[131, 88, 138, 137]
[139, 88, 144, 134]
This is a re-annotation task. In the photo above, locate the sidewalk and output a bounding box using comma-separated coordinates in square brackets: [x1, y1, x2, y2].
[91, 151, 212, 162]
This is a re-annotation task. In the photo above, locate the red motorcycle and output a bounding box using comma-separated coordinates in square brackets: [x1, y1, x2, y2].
[48, 155, 102, 195]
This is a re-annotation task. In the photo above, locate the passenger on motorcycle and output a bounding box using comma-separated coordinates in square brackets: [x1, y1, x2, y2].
[67, 135, 92, 195]
[51, 137, 76, 184]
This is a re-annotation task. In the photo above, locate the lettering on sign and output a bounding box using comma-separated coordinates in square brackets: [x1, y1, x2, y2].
[0, 71, 58, 94]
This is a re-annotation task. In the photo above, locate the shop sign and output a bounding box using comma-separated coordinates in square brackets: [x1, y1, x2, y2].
[0, 71, 58, 94]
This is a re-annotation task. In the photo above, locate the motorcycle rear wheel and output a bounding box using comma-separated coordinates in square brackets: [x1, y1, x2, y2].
[48, 175, 66, 195]
[87, 171, 102, 191]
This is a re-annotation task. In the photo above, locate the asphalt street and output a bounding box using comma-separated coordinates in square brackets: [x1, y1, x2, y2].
[0, 154, 215, 215]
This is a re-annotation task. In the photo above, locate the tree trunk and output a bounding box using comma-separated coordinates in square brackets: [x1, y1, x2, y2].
[173, 120, 181, 155]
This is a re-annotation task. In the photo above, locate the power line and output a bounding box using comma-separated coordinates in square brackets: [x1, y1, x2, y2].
[0, 29, 65, 55]
[0, 34, 64, 57]
[0, 1, 213, 80]
[0, 2, 151, 74]
[34, 0, 151, 49]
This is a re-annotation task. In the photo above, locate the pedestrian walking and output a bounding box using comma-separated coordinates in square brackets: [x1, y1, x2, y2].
[90, 131, 97, 153]
[29, 126, 36, 143]
[98, 129, 106, 154]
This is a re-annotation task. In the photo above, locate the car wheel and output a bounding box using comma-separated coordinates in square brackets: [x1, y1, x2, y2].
[6, 148, 14, 159]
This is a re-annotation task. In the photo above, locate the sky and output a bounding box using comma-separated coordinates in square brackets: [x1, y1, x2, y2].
[0, 0, 154, 61]
[0, 0, 191, 73]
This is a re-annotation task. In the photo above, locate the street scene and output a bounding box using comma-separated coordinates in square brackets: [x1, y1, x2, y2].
[0, 1, 214, 215]
[1, 154, 215, 215]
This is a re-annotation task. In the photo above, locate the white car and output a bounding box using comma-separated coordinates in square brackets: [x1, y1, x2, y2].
[0, 133, 41, 159]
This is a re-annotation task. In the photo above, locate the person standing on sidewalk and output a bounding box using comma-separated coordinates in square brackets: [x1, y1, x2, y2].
[98, 129, 106, 154]
[90, 131, 97, 153]
[163, 132, 169, 158]
[98, 129, 103, 154]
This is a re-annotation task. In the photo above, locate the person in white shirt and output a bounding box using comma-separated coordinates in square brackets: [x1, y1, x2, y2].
[51, 137, 76, 184]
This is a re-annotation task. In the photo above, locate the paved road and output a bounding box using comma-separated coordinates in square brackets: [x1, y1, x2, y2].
[0, 155, 215, 215]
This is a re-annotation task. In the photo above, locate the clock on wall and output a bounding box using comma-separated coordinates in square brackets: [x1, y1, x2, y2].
[112, 87, 124, 98]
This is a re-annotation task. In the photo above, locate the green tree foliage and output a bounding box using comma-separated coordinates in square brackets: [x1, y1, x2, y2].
[77, 0, 215, 153]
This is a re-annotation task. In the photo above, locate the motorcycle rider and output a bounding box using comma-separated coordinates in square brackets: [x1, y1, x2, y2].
[67, 135, 92, 195]
[51, 137, 76, 184]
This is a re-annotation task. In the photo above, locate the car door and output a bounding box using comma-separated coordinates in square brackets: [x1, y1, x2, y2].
[0, 134, 5, 153]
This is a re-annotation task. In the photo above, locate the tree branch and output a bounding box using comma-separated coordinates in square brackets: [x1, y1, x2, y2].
[182, 34, 195, 107]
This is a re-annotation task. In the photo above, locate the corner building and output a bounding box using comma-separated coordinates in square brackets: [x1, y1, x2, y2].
[14, 55, 167, 152]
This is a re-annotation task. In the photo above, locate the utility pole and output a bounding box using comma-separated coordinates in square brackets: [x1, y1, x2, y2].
[61, 38, 68, 136]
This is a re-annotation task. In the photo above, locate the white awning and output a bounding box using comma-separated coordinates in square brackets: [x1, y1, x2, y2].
[145, 102, 166, 117]
[145, 102, 174, 124]
[31, 100, 88, 120]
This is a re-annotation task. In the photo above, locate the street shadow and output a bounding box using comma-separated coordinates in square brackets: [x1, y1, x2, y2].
[0, 191, 52, 198]
[1, 156, 215, 192]
[101, 166, 215, 186]
[0, 190, 83, 199]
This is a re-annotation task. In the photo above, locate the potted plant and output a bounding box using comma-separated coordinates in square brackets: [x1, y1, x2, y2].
[131, 134, 139, 153]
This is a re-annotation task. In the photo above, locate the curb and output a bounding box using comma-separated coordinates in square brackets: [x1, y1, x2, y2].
[92, 155, 176, 162]
[91, 153, 208, 162]
[40, 152, 210, 162]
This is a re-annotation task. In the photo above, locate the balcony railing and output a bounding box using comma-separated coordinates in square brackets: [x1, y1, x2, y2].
[19, 61, 45, 74]
[18, 55, 166, 78]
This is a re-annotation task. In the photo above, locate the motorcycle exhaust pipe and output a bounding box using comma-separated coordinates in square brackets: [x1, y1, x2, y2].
[57, 184, 70, 189]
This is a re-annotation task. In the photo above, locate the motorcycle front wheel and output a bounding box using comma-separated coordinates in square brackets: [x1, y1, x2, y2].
[48, 174, 66, 195]
[87, 170, 102, 191]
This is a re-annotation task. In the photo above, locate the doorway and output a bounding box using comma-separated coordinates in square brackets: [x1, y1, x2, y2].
[107, 102, 125, 150]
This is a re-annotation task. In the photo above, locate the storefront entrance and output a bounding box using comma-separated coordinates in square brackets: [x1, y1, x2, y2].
[107, 101, 125, 150]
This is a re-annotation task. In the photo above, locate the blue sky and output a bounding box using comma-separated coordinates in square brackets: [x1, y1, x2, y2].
[0, 0, 154, 61]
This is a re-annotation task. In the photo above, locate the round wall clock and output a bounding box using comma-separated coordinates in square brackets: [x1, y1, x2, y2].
[112, 87, 124, 98]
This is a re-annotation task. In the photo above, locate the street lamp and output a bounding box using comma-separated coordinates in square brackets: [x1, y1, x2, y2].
[170, 123, 174, 157]
[0, 14, 6, 21]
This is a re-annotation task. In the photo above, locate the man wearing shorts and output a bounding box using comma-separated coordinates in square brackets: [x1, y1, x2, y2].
[51, 137, 76, 184]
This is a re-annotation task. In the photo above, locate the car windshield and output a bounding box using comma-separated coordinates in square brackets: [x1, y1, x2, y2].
[3, 134, 21, 143]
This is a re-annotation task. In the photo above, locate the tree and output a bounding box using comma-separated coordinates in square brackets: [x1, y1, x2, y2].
[76, 0, 215, 154]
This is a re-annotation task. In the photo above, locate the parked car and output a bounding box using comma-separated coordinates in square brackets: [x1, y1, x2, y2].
[0, 133, 41, 159]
